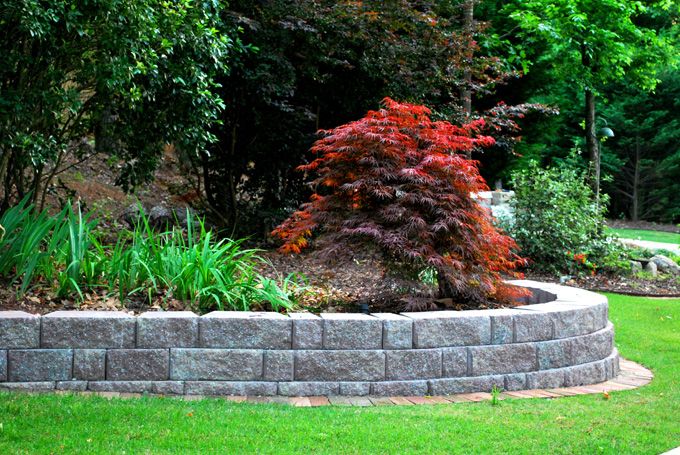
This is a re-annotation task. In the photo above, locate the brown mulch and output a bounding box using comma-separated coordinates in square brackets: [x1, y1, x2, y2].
[525, 271, 680, 297]
[259, 249, 448, 313]
[3, 252, 678, 316]
[41, 145, 195, 223]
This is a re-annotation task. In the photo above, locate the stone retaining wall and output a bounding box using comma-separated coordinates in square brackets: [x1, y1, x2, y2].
[0, 280, 619, 396]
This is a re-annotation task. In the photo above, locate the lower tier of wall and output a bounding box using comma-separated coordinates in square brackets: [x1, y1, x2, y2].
[0, 349, 619, 397]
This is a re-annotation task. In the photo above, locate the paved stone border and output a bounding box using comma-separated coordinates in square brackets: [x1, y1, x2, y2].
[0, 280, 618, 396]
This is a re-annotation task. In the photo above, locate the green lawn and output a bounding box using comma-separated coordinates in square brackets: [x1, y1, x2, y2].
[610, 227, 680, 244]
[1, 294, 678, 454]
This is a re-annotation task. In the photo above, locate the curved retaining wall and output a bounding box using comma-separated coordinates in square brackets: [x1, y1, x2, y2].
[0, 280, 619, 396]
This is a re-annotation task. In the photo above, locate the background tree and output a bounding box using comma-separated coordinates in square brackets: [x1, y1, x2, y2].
[504, 0, 675, 200]
[197, 0, 546, 236]
[602, 71, 680, 222]
[0, 0, 242, 211]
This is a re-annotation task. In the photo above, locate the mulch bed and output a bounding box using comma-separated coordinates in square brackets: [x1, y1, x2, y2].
[2, 250, 678, 316]
[525, 272, 680, 297]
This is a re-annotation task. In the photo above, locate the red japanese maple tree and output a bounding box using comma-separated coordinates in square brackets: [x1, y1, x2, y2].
[273, 98, 527, 304]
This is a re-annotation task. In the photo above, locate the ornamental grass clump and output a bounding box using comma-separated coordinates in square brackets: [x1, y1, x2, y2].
[0, 197, 299, 312]
[273, 98, 528, 306]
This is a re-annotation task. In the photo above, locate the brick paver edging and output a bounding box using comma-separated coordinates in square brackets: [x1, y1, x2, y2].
[0, 280, 619, 396]
[2, 358, 652, 407]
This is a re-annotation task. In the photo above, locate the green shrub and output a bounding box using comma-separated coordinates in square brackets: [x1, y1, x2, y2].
[505, 159, 626, 274]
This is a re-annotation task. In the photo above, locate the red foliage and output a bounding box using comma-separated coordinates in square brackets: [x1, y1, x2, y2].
[273, 98, 528, 304]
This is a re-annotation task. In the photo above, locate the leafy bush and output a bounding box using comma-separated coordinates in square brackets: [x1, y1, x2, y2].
[273, 98, 527, 305]
[0, 198, 299, 312]
[506, 159, 626, 274]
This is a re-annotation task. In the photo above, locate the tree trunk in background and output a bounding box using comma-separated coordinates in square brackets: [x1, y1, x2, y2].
[631, 136, 641, 221]
[462, 0, 474, 159]
[585, 88, 599, 201]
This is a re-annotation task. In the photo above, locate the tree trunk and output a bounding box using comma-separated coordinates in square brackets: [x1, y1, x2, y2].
[437, 273, 456, 300]
[585, 88, 599, 200]
[631, 136, 640, 221]
[461, 0, 474, 159]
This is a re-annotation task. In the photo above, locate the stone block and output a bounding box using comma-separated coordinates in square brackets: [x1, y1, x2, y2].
[385, 349, 441, 380]
[200, 312, 291, 349]
[504, 374, 527, 391]
[564, 361, 606, 387]
[86, 381, 185, 394]
[513, 311, 553, 342]
[278, 381, 340, 396]
[294, 350, 385, 381]
[170, 349, 263, 381]
[552, 304, 608, 338]
[137, 312, 198, 348]
[370, 380, 428, 396]
[489, 310, 516, 345]
[150, 382, 184, 395]
[41, 311, 135, 348]
[107, 349, 169, 381]
[339, 382, 371, 396]
[0, 350, 6, 381]
[526, 369, 566, 389]
[609, 350, 620, 378]
[442, 347, 468, 377]
[536, 340, 572, 370]
[321, 314, 382, 350]
[0, 382, 55, 391]
[57, 381, 88, 391]
[0, 311, 40, 348]
[570, 325, 614, 365]
[290, 313, 323, 349]
[403, 311, 491, 348]
[372, 313, 412, 349]
[429, 375, 505, 395]
[185, 381, 276, 396]
[73, 349, 106, 380]
[264, 351, 294, 381]
[470, 344, 537, 376]
[8, 349, 72, 381]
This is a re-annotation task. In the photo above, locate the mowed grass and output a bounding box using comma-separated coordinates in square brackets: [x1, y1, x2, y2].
[610, 227, 680, 244]
[0, 294, 678, 454]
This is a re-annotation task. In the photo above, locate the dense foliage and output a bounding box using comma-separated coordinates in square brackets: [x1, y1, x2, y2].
[0, 0, 242, 210]
[601, 71, 680, 222]
[0, 199, 299, 312]
[489, 0, 679, 222]
[274, 98, 527, 304]
[506, 158, 626, 275]
[1, 0, 678, 227]
[197, 0, 544, 235]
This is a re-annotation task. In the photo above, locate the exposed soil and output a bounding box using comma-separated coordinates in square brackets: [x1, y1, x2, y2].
[42, 146, 197, 223]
